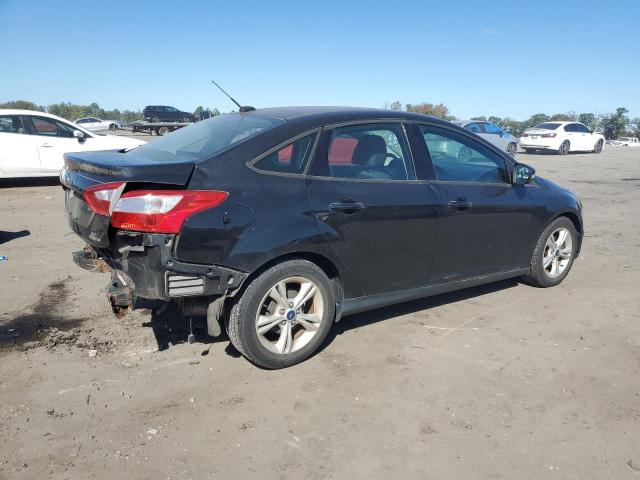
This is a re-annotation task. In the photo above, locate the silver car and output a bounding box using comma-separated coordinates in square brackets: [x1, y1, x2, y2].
[457, 120, 519, 157]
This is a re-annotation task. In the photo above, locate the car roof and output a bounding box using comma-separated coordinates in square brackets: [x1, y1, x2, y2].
[243, 106, 450, 128]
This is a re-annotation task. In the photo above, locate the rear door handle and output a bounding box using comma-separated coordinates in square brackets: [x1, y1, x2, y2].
[448, 199, 473, 210]
[40, 143, 53, 148]
[329, 201, 365, 214]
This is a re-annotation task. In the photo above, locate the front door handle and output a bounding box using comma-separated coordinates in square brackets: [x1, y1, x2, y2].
[40, 143, 53, 148]
[448, 199, 473, 210]
[329, 201, 365, 214]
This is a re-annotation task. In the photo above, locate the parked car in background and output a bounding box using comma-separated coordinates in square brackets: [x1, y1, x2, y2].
[457, 120, 519, 157]
[611, 137, 640, 147]
[0, 109, 145, 178]
[520, 121, 604, 155]
[61, 106, 582, 369]
[143, 105, 195, 123]
[75, 117, 121, 131]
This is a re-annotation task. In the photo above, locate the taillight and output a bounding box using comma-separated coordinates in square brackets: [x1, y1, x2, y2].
[110, 190, 228, 234]
[83, 182, 125, 216]
[541, 133, 557, 138]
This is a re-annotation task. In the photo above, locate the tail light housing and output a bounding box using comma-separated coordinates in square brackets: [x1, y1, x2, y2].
[541, 133, 557, 138]
[83, 183, 228, 234]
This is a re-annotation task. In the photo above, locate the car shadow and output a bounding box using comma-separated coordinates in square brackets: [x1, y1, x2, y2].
[0, 177, 60, 188]
[0, 229, 30, 245]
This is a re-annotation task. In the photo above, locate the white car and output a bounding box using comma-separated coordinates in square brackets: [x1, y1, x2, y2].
[612, 137, 640, 147]
[75, 117, 121, 131]
[0, 109, 145, 178]
[520, 121, 605, 155]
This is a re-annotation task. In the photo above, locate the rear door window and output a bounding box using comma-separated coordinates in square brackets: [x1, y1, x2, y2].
[465, 123, 483, 133]
[0, 115, 26, 134]
[315, 123, 415, 181]
[251, 133, 317, 174]
[483, 123, 502, 135]
[420, 125, 509, 184]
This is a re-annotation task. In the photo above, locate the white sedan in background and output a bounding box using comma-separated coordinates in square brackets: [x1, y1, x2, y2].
[75, 117, 121, 131]
[0, 109, 145, 178]
[520, 121, 605, 155]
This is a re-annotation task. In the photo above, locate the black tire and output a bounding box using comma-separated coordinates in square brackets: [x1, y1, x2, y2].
[181, 116, 191, 123]
[109, 123, 117, 131]
[521, 217, 578, 288]
[157, 126, 170, 136]
[506, 142, 517, 158]
[593, 139, 603, 153]
[151, 116, 160, 123]
[523, 148, 536, 154]
[558, 140, 570, 155]
[227, 259, 336, 369]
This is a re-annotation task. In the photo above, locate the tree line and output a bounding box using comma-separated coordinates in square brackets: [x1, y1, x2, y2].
[0, 100, 222, 123]
[2, 98, 638, 140]
[385, 101, 639, 140]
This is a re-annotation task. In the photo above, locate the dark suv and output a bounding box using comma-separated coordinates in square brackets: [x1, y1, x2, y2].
[61, 107, 582, 369]
[143, 105, 194, 123]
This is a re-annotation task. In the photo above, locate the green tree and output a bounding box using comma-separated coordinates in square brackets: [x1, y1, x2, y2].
[405, 102, 452, 120]
[487, 116, 502, 126]
[630, 118, 640, 139]
[599, 107, 630, 139]
[0, 100, 44, 111]
[194, 106, 204, 118]
[470, 116, 487, 121]
[550, 113, 575, 121]
[387, 100, 403, 111]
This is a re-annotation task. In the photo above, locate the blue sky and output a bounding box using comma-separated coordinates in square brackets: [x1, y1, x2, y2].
[1, 0, 638, 120]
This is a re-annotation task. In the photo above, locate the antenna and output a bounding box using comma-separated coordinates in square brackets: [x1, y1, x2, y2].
[211, 80, 255, 112]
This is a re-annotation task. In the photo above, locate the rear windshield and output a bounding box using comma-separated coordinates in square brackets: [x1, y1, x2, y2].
[533, 122, 561, 130]
[130, 114, 284, 162]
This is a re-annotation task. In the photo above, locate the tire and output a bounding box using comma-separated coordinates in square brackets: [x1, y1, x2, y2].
[524, 148, 536, 154]
[109, 123, 117, 131]
[457, 146, 472, 162]
[593, 139, 603, 153]
[227, 259, 336, 369]
[157, 126, 170, 136]
[151, 116, 160, 123]
[506, 142, 517, 158]
[181, 116, 191, 123]
[558, 140, 570, 155]
[521, 217, 578, 288]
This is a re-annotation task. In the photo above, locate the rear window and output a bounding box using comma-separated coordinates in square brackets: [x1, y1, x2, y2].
[534, 123, 561, 130]
[131, 113, 284, 162]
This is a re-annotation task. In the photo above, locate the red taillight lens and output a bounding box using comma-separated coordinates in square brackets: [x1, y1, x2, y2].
[83, 182, 125, 216]
[110, 190, 228, 234]
[541, 133, 557, 138]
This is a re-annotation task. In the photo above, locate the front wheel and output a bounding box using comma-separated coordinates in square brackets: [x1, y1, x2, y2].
[593, 139, 603, 153]
[522, 217, 577, 287]
[558, 140, 570, 155]
[506, 142, 517, 158]
[181, 116, 192, 123]
[227, 260, 335, 369]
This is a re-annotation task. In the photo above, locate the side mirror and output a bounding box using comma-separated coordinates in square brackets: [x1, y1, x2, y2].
[73, 129, 85, 139]
[513, 163, 535, 184]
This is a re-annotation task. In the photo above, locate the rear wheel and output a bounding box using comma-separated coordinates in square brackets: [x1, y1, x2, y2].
[151, 116, 160, 123]
[593, 139, 603, 153]
[157, 126, 170, 136]
[506, 142, 517, 157]
[181, 116, 191, 123]
[558, 140, 570, 155]
[109, 123, 117, 131]
[458, 146, 472, 162]
[227, 260, 335, 369]
[522, 217, 577, 287]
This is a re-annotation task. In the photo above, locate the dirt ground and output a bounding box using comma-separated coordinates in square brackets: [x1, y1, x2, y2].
[1, 144, 639, 480]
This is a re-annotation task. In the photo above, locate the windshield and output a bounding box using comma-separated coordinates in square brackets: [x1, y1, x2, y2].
[533, 122, 561, 130]
[130, 114, 285, 162]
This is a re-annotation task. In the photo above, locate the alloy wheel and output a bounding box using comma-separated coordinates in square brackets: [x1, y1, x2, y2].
[507, 143, 517, 157]
[559, 141, 570, 155]
[542, 227, 573, 278]
[255, 276, 325, 354]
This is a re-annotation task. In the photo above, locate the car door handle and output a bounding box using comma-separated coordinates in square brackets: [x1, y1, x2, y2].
[448, 199, 473, 210]
[329, 201, 365, 214]
[40, 143, 54, 148]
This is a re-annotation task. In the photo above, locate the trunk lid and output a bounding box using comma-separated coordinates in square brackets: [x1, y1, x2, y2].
[61, 149, 196, 247]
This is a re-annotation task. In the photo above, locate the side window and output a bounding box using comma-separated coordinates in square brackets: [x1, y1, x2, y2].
[252, 133, 316, 174]
[321, 123, 415, 181]
[0, 115, 26, 134]
[465, 123, 483, 133]
[29, 117, 75, 138]
[575, 123, 590, 133]
[483, 123, 502, 135]
[420, 125, 509, 184]
[564, 124, 577, 132]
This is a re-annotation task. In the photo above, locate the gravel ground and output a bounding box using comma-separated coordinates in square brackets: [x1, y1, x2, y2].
[1, 145, 639, 479]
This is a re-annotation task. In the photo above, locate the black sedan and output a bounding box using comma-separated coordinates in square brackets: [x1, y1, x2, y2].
[61, 107, 583, 369]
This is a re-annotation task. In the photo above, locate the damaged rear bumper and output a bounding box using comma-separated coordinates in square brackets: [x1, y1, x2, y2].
[72, 231, 247, 304]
